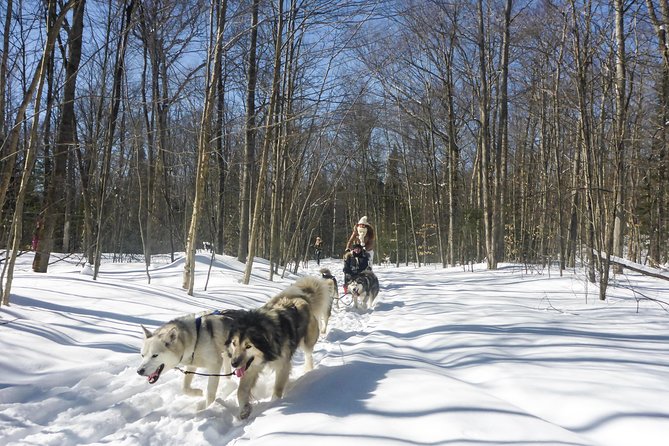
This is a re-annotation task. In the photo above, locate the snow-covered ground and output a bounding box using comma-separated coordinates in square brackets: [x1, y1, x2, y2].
[1, 252, 668, 445]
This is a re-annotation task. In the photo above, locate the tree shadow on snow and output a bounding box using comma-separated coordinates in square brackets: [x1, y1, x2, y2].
[276, 361, 389, 418]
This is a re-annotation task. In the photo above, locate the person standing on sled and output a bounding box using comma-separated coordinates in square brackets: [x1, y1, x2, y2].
[343, 243, 370, 294]
[346, 216, 375, 265]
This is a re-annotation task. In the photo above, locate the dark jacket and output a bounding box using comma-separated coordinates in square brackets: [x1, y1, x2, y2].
[343, 249, 370, 280]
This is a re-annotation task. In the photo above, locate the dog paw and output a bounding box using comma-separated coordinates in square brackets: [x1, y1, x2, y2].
[184, 388, 203, 397]
[196, 400, 208, 411]
[239, 404, 252, 420]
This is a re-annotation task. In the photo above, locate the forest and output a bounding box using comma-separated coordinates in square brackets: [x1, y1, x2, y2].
[1, 0, 668, 301]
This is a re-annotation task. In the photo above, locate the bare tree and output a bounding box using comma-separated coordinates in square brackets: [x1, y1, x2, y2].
[93, 0, 135, 279]
[2, 0, 75, 305]
[644, 0, 669, 267]
[243, 0, 285, 284]
[610, 0, 629, 276]
[0, 0, 12, 166]
[237, 0, 259, 263]
[569, 0, 598, 283]
[494, 0, 512, 264]
[182, 0, 227, 294]
[32, 0, 86, 272]
[214, 0, 230, 255]
[476, 0, 497, 270]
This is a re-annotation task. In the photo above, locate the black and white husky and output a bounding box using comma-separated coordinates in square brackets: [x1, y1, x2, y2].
[349, 269, 380, 310]
[225, 275, 331, 419]
[136, 310, 243, 408]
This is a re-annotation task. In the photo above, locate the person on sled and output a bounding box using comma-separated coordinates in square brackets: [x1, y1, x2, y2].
[345, 216, 375, 265]
[343, 243, 370, 294]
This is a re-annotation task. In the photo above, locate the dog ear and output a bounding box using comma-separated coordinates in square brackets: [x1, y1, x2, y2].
[167, 327, 178, 344]
[141, 325, 153, 339]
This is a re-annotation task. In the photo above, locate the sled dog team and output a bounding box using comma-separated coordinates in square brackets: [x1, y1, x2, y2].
[137, 268, 379, 420]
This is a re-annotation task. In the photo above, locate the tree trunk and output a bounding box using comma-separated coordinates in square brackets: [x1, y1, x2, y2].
[401, 143, 420, 266]
[33, 0, 86, 272]
[215, 0, 229, 255]
[569, 0, 597, 283]
[494, 0, 512, 265]
[553, 17, 568, 273]
[2, 0, 72, 305]
[443, 35, 459, 267]
[238, 0, 259, 263]
[182, 0, 226, 294]
[93, 0, 135, 279]
[243, 0, 284, 284]
[477, 0, 496, 270]
[611, 0, 627, 275]
[645, 0, 669, 267]
[0, 0, 11, 167]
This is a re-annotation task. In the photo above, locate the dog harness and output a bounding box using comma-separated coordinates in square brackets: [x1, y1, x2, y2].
[174, 309, 239, 378]
[188, 309, 225, 364]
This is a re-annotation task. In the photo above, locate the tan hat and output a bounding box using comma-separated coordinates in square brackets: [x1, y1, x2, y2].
[357, 216, 368, 225]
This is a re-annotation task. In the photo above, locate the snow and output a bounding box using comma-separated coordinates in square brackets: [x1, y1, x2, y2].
[1, 252, 668, 445]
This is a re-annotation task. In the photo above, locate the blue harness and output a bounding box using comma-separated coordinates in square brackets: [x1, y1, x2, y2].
[189, 309, 225, 363]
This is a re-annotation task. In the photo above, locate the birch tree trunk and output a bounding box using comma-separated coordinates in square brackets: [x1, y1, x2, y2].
[611, 0, 628, 276]
[182, 0, 226, 294]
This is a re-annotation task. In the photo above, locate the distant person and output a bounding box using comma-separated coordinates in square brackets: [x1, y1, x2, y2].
[313, 236, 323, 265]
[346, 216, 375, 265]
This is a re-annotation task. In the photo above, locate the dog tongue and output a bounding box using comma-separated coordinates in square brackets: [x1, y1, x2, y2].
[235, 367, 246, 378]
[148, 370, 160, 384]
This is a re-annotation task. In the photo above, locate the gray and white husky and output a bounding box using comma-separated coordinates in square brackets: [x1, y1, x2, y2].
[225, 275, 331, 419]
[349, 269, 379, 310]
[137, 310, 243, 408]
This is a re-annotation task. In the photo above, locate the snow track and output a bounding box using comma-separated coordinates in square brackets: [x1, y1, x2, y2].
[2, 255, 668, 445]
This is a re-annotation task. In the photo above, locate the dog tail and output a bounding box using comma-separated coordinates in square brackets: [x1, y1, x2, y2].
[288, 275, 332, 321]
[320, 268, 338, 288]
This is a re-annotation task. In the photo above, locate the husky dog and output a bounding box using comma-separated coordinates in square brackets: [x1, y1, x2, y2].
[349, 269, 380, 310]
[137, 310, 243, 408]
[319, 268, 338, 330]
[225, 276, 331, 419]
